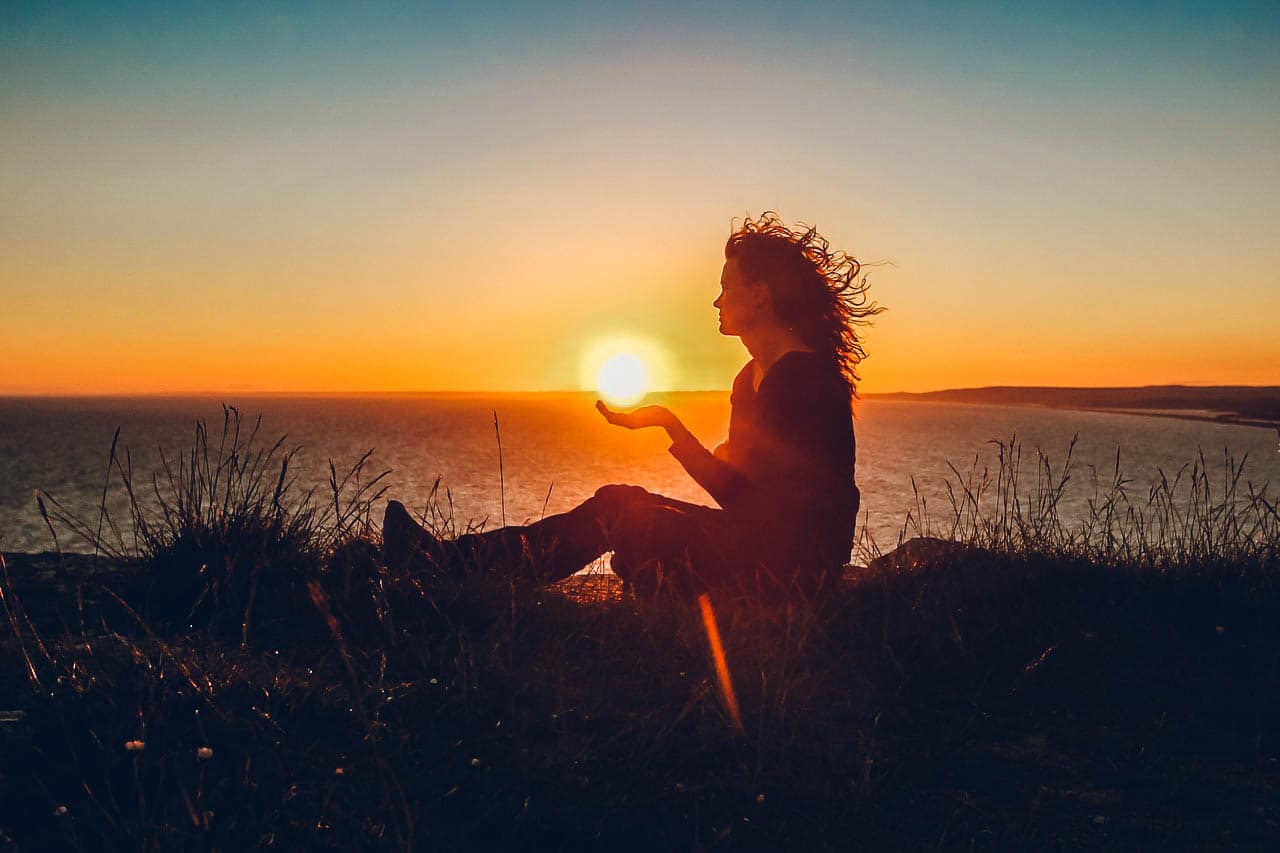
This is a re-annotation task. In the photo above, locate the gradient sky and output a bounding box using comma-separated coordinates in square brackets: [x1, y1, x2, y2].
[2, 1, 1278, 394]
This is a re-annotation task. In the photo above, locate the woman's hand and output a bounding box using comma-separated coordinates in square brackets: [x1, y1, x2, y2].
[595, 400, 679, 432]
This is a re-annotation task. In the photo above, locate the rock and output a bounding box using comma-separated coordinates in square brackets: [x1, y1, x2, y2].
[867, 537, 976, 574]
[0, 551, 137, 633]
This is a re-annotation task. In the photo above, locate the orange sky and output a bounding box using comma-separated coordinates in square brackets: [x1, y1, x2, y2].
[3, 5, 1278, 395]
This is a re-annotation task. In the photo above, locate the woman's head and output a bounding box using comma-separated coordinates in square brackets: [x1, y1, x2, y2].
[722, 212, 884, 397]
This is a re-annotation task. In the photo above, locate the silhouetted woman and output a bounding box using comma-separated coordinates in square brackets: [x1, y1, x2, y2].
[383, 213, 882, 599]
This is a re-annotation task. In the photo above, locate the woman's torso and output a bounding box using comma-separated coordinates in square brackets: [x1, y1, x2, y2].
[723, 350, 859, 564]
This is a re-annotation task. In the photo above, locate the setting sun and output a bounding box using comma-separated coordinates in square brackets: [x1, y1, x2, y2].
[596, 353, 649, 406]
[581, 335, 671, 405]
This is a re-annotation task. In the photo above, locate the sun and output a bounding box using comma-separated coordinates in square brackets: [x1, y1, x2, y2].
[596, 353, 649, 406]
[581, 334, 670, 407]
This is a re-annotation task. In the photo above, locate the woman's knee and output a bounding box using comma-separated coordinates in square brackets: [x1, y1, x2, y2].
[592, 484, 653, 515]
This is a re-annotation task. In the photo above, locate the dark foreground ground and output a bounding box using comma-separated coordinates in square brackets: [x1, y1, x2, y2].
[2, 542, 1277, 852]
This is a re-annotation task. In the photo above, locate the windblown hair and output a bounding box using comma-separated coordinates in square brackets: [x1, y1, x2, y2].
[725, 212, 884, 398]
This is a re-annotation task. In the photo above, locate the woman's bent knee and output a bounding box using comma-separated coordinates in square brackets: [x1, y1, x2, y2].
[592, 484, 652, 513]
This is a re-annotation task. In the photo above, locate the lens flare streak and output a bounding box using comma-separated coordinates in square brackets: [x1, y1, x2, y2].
[697, 593, 743, 734]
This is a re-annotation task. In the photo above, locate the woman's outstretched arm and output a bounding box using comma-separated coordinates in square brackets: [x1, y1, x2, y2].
[595, 400, 750, 509]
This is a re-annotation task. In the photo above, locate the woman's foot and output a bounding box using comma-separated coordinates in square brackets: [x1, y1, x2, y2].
[382, 500, 445, 574]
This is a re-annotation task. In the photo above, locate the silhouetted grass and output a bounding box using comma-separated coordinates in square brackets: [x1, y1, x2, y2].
[1, 417, 1278, 850]
[36, 406, 391, 643]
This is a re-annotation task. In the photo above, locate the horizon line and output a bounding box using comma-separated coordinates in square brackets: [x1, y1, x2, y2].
[2, 381, 1278, 399]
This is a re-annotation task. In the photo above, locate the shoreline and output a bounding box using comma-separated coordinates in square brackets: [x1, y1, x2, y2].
[869, 385, 1280, 432]
[867, 397, 1280, 431]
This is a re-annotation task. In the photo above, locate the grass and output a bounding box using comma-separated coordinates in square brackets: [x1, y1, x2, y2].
[1, 412, 1278, 850]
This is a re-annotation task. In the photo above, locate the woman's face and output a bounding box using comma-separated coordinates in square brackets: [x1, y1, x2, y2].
[714, 258, 771, 338]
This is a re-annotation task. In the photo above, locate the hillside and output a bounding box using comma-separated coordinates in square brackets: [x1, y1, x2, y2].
[870, 385, 1280, 428]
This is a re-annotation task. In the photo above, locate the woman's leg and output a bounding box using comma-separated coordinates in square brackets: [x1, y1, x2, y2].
[385, 485, 831, 599]
[448, 491, 615, 584]
[453, 484, 744, 586]
[600, 490, 743, 597]
[386, 484, 687, 584]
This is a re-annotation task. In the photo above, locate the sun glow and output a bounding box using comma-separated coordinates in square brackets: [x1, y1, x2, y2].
[582, 334, 670, 406]
[596, 353, 649, 406]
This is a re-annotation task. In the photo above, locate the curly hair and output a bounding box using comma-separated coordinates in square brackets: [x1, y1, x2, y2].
[725, 212, 884, 398]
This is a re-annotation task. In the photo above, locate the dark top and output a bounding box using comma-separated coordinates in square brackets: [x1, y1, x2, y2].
[668, 350, 859, 570]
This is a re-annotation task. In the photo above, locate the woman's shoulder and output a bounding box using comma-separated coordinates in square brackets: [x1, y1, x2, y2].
[768, 350, 832, 381]
[761, 351, 847, 398]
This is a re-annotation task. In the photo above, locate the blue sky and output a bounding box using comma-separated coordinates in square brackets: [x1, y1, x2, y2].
[2, 1, 1278, 392]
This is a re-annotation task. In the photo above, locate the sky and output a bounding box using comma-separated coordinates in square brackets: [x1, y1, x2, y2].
[2, 1, 1278, 394]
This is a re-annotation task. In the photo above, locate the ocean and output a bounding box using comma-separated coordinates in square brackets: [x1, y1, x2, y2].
[2, 394, 1277, 561]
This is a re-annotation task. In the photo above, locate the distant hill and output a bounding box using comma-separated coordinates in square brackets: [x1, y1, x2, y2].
[868, 385, 1280, 429]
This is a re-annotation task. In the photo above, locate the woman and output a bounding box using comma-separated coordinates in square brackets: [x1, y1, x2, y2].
[382, 212, 882, 600]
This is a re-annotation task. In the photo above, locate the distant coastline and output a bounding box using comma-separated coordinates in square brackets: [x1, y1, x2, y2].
[867, 385, 1280, 430]
[3, 386, 1279, 431]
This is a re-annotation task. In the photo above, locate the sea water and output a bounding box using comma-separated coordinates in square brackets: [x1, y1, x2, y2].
[2, 394, 1277, 560]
